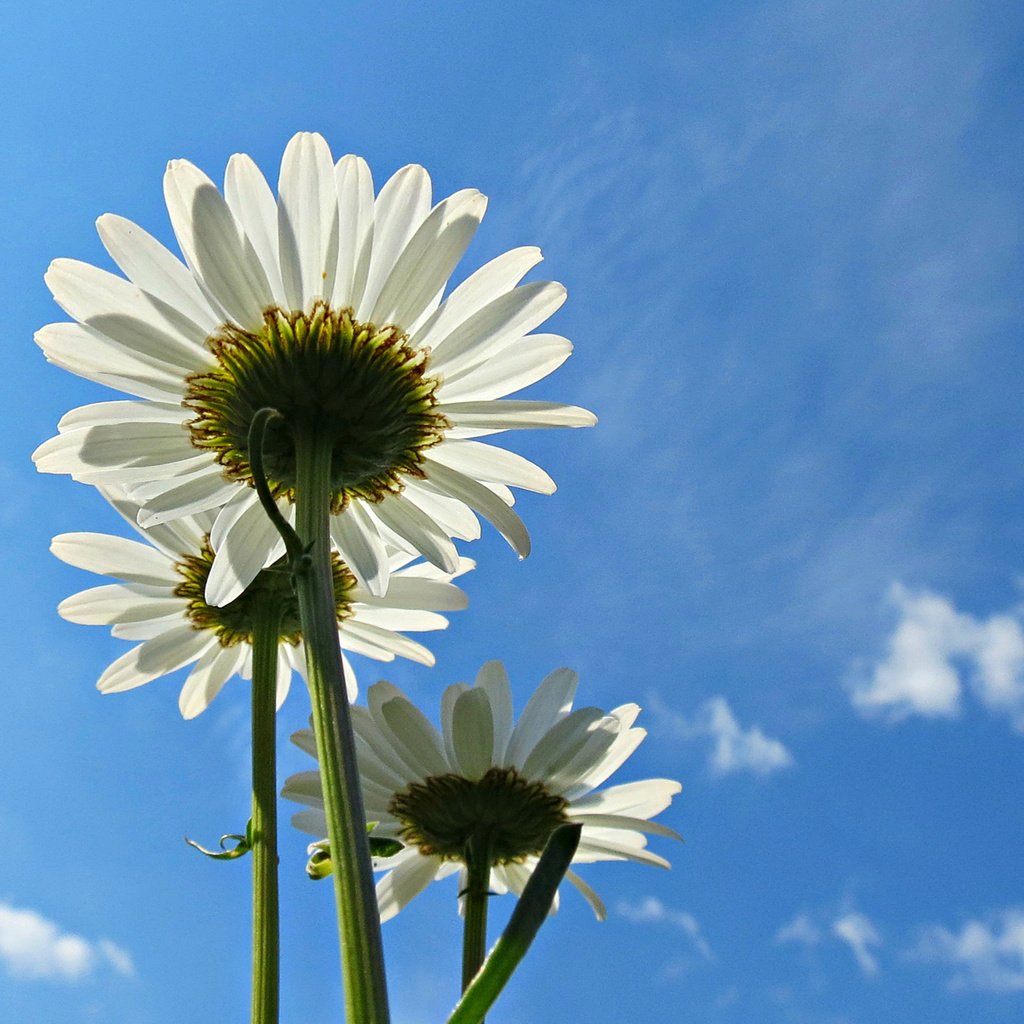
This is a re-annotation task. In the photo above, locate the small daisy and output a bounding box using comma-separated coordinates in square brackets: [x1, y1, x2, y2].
[52, 489, 472, 718]
[283, 661, 681, 921]
[34, 132, 595, 606]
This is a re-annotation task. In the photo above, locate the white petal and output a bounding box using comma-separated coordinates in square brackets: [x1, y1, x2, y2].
[371, 189, 486, 330]
[427, 441, 555, 494]
[359, 164, 432, 319]
[58, 584, 175, 625]
[475, 661, 514, 765]
[291, 809, 328, 837]
[163, 159, 271, 329]
[333, 155, 375, 310]
[179, 645, 244, 719]
[329, 503, 388, 597]
[521, 707, 605, 780]
[277, 132, 339, 310]
[354, 575, 467, 612]
[134, 464, 239, 525]
[573, 836, 671, 870]
[439, 682, 469, 769]
[570, 814, 682, 843]
[439, 400, 598, 433]
[95, 213, 220, 333]
[36, 321, 185, 401]
[401, 480, 481, 541]
[97, 626, 213, 693]
[420, 459, 530, 558]
[353, 606, 448, 633]
[427, 281, 566, 375]
[45, 258, 208, 368]
[50, 532, 177, 586]
[341, 620, 434, 666]
[379, 698, 450, 778]
[376, 848, 441, 923]
[504, 668, 578, 768]
[413, 246, 544, 351]
[570, 779, 683, 819]
[563, 869, 606, 920]
[112, 612, 189, 640]
[205, 494, 287, 606]
[561, 726, 647, 802]
[225, 153, 287, 306]
[367, 495, 459, 574]
[451, 688, 493, 780]
[438, 334, 573, 403]
[57, 401, 186, 431]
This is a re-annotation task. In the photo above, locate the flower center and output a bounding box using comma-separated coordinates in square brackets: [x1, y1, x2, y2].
[389, 767, 570, 863]
[183, 303, 448, 511]
[174, 537, 357, 647]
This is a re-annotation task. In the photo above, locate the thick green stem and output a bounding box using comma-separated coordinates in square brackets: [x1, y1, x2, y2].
[292, 425, 390, 1024]
[250, 599, 281, 1024]
[461, 834, 493, 994]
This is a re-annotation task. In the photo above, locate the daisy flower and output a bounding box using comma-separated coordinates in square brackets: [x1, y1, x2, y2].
[33, 132, 595, 606]
[51, 489, 472, 718]
[283, 661, 681, 921]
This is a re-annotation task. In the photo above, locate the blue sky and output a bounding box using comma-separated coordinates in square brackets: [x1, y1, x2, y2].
[2, 1, 1022, 1021]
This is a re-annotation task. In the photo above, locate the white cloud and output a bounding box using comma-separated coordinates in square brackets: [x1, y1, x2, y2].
[833, 912, 882, 977]
[0, 902, 133, 982]
[849, 583, 1024, 731]
[915, 908, 1024, 993]
[653, 694, 794, 777]
[617, 896, 714, 961]
[775, 913, 822, 946]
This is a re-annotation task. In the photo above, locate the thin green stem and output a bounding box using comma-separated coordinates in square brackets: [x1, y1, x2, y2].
[292, 424, 390, 1024]
[461, 834, 493, 994]
[250, 598, 282, 1024]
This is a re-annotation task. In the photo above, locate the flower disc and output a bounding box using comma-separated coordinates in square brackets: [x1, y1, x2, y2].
[390, 766, 569, 863]
[184, 303, 449, 510]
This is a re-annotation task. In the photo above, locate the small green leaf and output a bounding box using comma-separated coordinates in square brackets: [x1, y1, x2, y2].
[185, 818, 254, 860]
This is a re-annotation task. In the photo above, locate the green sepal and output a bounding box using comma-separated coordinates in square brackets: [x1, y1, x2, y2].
[185, 818, 254, 860]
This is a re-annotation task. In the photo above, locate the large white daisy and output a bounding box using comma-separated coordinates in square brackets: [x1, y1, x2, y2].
[283, 661, 681, 922]
[52, 490, 472, 718]
[34, 132, 595, 606]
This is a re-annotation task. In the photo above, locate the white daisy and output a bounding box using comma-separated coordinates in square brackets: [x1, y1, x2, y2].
[33, 132, 595, 606]
[52, 489, 472, 718]
[283, 661, 681, 922]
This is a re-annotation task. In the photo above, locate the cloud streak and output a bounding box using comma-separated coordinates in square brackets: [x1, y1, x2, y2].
[617, 897, 714, 961]
[0, 902, 133, 983]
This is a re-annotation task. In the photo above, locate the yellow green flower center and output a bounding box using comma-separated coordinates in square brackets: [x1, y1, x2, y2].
[173, 537, 356, 647]
[389, 767, 570, 863]
[183, 303, 449, 512]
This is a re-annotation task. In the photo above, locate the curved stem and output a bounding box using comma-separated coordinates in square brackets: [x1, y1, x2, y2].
[250, 598, 282, 1024]
[461, 834, 493, 994]
[292, 424, 390, 1024]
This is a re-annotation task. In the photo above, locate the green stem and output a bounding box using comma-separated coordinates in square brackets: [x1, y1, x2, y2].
[250, 598, 281, 1024]
[461, 834, 493, 994]
[292, 424, 390, 1024]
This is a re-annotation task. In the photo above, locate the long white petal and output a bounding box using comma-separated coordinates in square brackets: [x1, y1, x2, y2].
[225, 153, 287, 306]
[333, 154, 375, 310]
[277, 132, 339, 310]
[427, 441, 555, 494]
[50, 532, 178, 585]
[97, 626, 213, 693]
[504, 668, 579, 768]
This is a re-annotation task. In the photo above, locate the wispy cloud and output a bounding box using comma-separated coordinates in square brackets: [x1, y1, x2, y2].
[776, 906, 882, 976]
[775, 913, 822, 946]
[652, 694, 794, 777]
[849, 582, 1024, 731]
[0, 902, 133, 982]
[833, 912, 882, 977]
[617, 896, 714, 961]
[914, 908, 1024, 993]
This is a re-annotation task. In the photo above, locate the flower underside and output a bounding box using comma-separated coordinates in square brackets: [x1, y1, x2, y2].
[389, 766, 570, 863]
[174, 537, 356, 646]
[184, 303, 449, 511]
